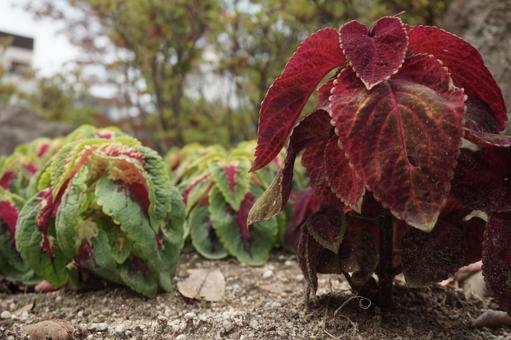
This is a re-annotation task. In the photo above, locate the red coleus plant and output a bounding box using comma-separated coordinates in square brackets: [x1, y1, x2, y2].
[248, 15, 510, 310]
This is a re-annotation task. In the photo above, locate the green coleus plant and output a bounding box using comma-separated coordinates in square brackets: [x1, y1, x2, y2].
[174, 141, 284, 266]
[0, 138, 62, 199]
[0, 188, 36, 283]
[249, 15, 509, 310]
[15, 128, 185, 297]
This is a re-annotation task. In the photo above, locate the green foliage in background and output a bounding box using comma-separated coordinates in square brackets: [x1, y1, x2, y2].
[7, 126, 185, 297]
[19, 0, 449, 150]
[167, 141, 287, 265]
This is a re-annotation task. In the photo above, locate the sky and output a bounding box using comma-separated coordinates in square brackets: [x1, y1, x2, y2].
[0, 0, 77, 76]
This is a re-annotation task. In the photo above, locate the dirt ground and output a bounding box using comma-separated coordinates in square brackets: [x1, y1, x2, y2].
[0, 248, 509, 339]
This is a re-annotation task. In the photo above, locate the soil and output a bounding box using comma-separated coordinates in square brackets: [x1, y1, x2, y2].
[0, 248, 509, 339]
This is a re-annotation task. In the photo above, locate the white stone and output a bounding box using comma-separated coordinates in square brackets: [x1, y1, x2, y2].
[261, 270, 273, 279]
[184, 312, 196, 320]
[0, 311, 11, 319]
[114, 324, 125, 334]
[222, 320, 233, 333]
[249, 319, 259, 329]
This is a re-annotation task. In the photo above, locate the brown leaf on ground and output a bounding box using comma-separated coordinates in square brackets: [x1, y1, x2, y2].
[23, 319, 74, 340]
[472, 310, 511, 328]
[14, 302, 34, 314]
[260, 283, 288, 297]
[177, 269, 225, 302]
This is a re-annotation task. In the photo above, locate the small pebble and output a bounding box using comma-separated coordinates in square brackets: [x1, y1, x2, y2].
[222, 320, 233, 333]
[92, 322, 108, 332]
[176, 335, 187, 340]
[0, 311, 11, 319]
[249, 319, 259, 330]
[18, 311, 29, 321]
[114, 324, 125, 334]
[184, 312, 196, 320]
[262, 270, 273, 279]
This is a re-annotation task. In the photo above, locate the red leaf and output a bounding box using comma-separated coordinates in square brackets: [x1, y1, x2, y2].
[316, 77, 336, 111]
[127, 182, 150, 213]
[407, 25, 507, 131]
[340, 16, 408, 90]
[25, 163, 38, 175]
[464, 97, 499, 134]
[223, 165, 237, 193]
[324, 137, 364, 212]
[306, 205, 345, 253]
[302, 139, 329, 190]
[297, 110, 337, 196]
[236, 193, 254, 243]
[330, 54, 465, 231]
[400, 210, 484, 287]
[0, 200, 18, 242]
[247, 110, 335, 225]
[0, 171, 15, 190]
[483, 213, 511, 312]
[463, 98, 511, 147]
[452, 148, 511, 212]
[37, 143, 50, 158]
[286, 188, 321, 251]
[252, 28, 344, 171]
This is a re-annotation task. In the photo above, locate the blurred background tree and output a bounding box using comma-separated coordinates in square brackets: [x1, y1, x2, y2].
[3, 0, 451, 151]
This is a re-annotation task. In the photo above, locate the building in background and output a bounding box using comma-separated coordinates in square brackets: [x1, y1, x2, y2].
[0, 30, 36, 93]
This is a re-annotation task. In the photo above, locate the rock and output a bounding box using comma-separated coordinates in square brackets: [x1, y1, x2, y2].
[89, 323, 108, 332]
[113, 324, 125, 334]
[184, 312, 196, 320]
[18, 311, 29, 321]
[176, 335, 187, 340]
[222, 320, 233, 333]
[0, 311, 11, 319]
[261, 270, 273, 279]
[264, 301, 281, 310]
[249, 319, 259, 330]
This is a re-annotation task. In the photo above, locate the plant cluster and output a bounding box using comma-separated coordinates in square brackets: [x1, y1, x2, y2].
[249, 15, 509, 309]
[0, 126, 185, 297]
[167, 141, 287, 266]
[0, 188, 35, 283]
[0, 138, 62, 199]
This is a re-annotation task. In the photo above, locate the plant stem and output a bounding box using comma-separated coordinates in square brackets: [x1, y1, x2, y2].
[378, 213, 394, 310]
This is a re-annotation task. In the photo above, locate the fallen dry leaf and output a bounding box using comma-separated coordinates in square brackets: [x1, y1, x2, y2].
[23, 319, 74, 340]
[14, 302, 34, 314]
[472, 310, 511, 328]
[260, 283, 287, 297]
[177, 269, 225, 301]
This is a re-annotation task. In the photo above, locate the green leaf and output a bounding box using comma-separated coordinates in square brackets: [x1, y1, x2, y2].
[55, 168, 90, 260]
[95, 177, 161, 271]
[15, 193, 69, 287]
[209, 159, 250, 210]
[189, 206, 228, 260]
[119, 260, 158, 298]
[85, 228, 122, 284]
[209, 188, 277, 266]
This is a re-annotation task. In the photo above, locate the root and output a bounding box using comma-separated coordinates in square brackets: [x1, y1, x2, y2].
[323, 295, 372, 339]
